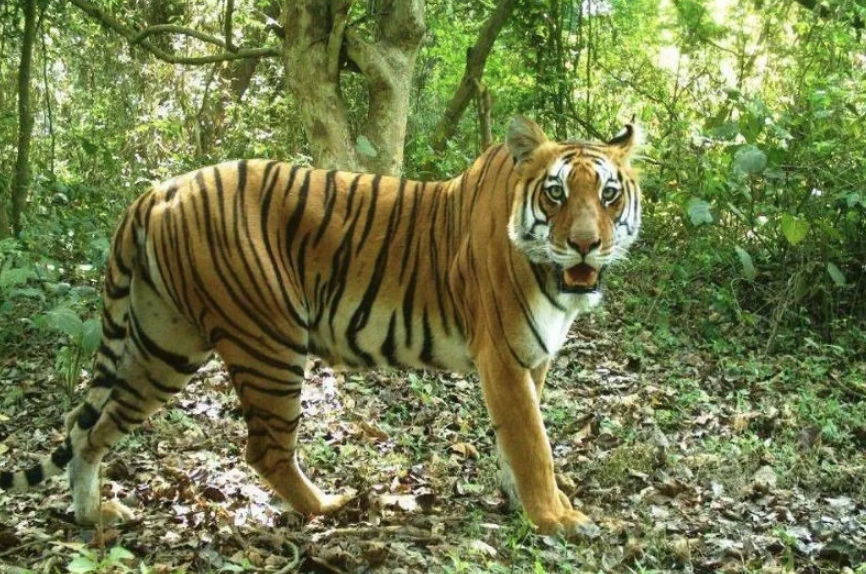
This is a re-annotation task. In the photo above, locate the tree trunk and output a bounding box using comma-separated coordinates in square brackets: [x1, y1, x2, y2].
[10, 0, 37, 238]
[0, 195, 10, 241]
[428, 0, 518, 155]
[283, 0, 425, 175]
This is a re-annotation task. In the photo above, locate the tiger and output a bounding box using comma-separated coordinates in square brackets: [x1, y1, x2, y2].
[0, 116, 641, 536]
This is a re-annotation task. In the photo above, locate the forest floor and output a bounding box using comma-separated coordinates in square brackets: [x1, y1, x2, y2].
[1, 253, 865, 574]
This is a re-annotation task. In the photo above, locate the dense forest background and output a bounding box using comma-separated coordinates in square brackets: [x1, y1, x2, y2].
[1, 0, 865, 572]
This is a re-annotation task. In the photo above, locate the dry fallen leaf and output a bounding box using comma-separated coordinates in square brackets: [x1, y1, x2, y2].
[450, 442, 480, 459]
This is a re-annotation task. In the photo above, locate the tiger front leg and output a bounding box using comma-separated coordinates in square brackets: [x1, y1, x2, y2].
[477, 351, 594, 537]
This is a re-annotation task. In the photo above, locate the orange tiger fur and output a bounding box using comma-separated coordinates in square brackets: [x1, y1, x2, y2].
[0, 117, 641, 535]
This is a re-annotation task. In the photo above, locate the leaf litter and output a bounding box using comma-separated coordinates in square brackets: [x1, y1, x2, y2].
[1, 297, 865, 573]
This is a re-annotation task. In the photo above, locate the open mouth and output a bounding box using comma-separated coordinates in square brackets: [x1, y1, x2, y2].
[558, 263, 600, 294]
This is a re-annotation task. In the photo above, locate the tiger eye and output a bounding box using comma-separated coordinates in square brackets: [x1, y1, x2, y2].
[602, 186, 620, 203]
[546, 185, 565, 202]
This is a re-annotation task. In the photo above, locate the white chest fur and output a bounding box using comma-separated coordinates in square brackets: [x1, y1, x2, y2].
[528, 291, 601, 362]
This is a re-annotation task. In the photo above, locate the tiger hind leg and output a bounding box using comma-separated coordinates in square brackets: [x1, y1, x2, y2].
[66, 273, 210, 525]
[217, 341, 353, 516]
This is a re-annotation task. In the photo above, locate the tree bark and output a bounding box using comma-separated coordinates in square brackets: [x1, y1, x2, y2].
[283, 0, 425, 175]
[10, 0, 37, 238]
[0, 194, 10, 241]
[348, 0, 426, 175]
[283, 1, 359, 171]
[428, 0, 518, 155]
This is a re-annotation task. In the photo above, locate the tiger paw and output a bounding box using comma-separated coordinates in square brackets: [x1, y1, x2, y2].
[77, 499, 136, 526]
[101, 500, 137, 523]
[534, 508, 599, 538]
[318, 489, 357, 515]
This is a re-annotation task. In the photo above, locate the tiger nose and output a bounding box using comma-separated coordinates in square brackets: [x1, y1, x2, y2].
[567, 237, 601, 256]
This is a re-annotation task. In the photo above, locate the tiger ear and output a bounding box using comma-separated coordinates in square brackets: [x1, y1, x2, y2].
[606, 122, 642, 159]
[507, 116, 549, 168]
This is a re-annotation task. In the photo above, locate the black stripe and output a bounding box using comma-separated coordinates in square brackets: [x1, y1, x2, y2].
[25, 465, 44, 486]
[231, 162, 281, 330]
[356, 175, 382, 254]
[102, 308, 125, 339]
[399, 182, 423, 283]
[402, 253, 419, 348]
[164, 183, 178, 201]
[325, 199, 364, 336]
[381, 312, 399, 366]
[98, 343, 119, 364]
[420, 308, 435, 366]
[77, 402, 101, 430]
[209, 328, 306, 372]
[246, 442, 295, 467]
[107, 411, 132, 435]
[109, 404, 145, 426]
[491, 300, 530, 369]
[506, 249, 549, 354]
[259, 164, 309, 330]
[429, 189, 451, 336]
[104, 271, 130, 299]
[51, 436, 74, 469]
[146, 375, 184, 395]
[314, 170, 338, 247]
[111, 393, 146, 414]
[245, 407, 302, 432]
[530, 262, 564, 310]
[346, 178, 405, 365]
[130, 310, 199, 374]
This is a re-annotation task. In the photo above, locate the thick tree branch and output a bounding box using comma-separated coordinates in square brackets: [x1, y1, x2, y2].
[428, 0, 518, 155]
[69, 0, 279, 65]
[328, 1, 352, 79]
[345, 0, 425, 175]
[380, 0, 426, 48]
[132, 24, 229, 49]
[224, 0, 235, 51]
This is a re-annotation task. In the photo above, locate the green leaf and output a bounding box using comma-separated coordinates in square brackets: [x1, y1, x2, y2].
[734, 145, 767, 174]
[708, 121, 738, 140]
[68, 555, 98, 574]
[82, 319, 102, 356]
[108, 546, 135, 562]
[780, 214, 809, 245]
[827, 262, 846, 287]
[687, 197, 713, 226]
[45, 307, 84, 338]
[10, 287, 45, 299]
[0, 266, 35, 289]
[734, 246, 756, 281]
[355, 135, 378, 158]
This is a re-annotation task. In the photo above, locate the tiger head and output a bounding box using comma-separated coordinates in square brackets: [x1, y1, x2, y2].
[506, 116, 642, 298]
